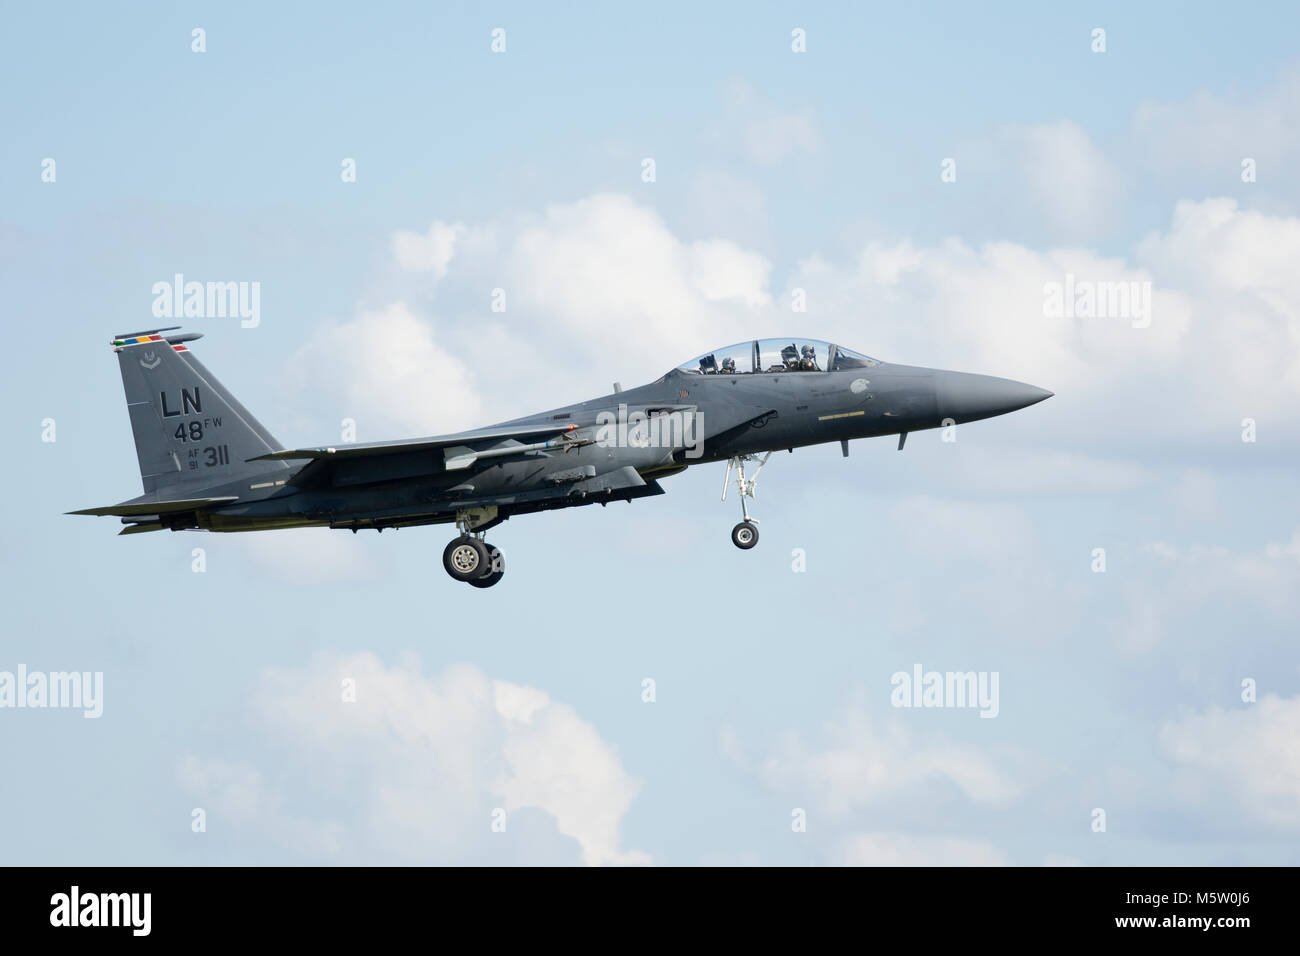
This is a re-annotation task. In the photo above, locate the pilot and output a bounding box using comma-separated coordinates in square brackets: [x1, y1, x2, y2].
[799, 345, 819, 371]
[720, 356, 737, 375]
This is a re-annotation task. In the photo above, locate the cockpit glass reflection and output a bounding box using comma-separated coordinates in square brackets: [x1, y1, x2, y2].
[674, 339, 879, 375]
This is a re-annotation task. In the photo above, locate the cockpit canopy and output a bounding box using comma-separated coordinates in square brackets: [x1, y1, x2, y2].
[675, 338, 881, 375]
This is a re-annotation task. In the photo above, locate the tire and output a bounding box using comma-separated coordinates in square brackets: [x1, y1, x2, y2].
[468, 547, 505, 588]
[443, 536, 490, 581]
[731, 521, 759, 550]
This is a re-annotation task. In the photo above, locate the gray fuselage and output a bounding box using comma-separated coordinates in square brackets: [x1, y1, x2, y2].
[195, 361, 1049, 534]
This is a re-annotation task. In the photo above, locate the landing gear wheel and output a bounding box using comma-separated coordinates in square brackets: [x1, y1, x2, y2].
[468, 546, 505, 588]
[731, 521, 759, 550]
[443, 536, 490, 581]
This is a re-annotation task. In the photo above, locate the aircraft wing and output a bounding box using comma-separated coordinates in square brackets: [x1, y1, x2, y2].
[248, 423, 580, 462]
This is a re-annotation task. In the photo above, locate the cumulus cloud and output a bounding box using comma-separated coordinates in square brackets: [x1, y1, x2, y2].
[717, 76, 823, 166]
[791, 233, 1191, 399]
[1112, 526, 1300, 654]
[1013, 120, 1126, 240]
[739, 699, 1019, 813]
[285, 302, 482, 437]
[511, 193, 768, 353]
[179, 653, 650, 865]
[946, 67, 1300, 240]
[950, 119, 1126, 243]
[177, 755, 346, 855]
[1137, 198, 1300, 395]
[840, 832, 1010, 866]
[280, 194, 782, 437]
[1133, 66, 1300, 191]
[727, 693, 1021, 865]
[791, 198, 1300, 443]
[285, 190, 1300, 460]
[1159, 693, 1300, 829]
[392, 221, 465, 279]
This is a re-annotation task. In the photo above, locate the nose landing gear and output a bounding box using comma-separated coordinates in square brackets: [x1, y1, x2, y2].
[723, 452, 771, 549]
[731, 521, 759, 549]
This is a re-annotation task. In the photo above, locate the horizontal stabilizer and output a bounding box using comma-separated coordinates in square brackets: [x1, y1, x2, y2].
[67, 496, 238, 517]
[250, 423, 580, 462]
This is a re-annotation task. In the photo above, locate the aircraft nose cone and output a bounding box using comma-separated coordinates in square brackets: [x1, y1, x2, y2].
[937, 371, 1053, 424]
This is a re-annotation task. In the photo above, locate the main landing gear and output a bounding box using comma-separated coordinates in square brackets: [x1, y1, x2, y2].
[443, 511, 505, 588]
[723, 452, 771, 550]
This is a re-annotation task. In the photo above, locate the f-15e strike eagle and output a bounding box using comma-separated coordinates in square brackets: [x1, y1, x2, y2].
[70, 329, 1052, 588]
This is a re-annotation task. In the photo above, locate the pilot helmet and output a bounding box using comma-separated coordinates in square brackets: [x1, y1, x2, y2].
[721, 357, 736, 372]
[801, 345, 816, 358]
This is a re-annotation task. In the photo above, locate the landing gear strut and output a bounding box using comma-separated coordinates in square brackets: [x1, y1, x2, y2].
[443, 510, 505, 587]
[723, 452, 771, 549]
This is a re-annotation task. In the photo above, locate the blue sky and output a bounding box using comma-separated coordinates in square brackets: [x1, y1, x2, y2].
[3, 1, 1300, 865]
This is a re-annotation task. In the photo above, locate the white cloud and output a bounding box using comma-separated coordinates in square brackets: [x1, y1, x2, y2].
[1137, 198, 1300, 395]
[688, 239, 773, 306]
[717, 76, 823, 166]
[1160, 693, 1300, 829]
[725, 692, 1023, 864]
[1113, 527, 1300, 654]
[747, 698, 1021, 817]
[793, 233, 1191, 398]
[285, 302, 482, 437]
[280, 194, 781, 434]
[791, 198, 1300, 442]
[176, 755, 346, 855]
[392, 221, 465, 279]
[287, 193, 1300, 453]
[509, 193, 767, 363]
[180, 654, 649, 865]
[951, 119, 1126, 242]
[1133, 67, 1300, 187]
[1016, 120, 1126, 240]
[840, 832, 1010, 866]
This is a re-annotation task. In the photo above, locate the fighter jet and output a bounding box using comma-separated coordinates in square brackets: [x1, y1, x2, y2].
[70, 329, 1052, 587]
